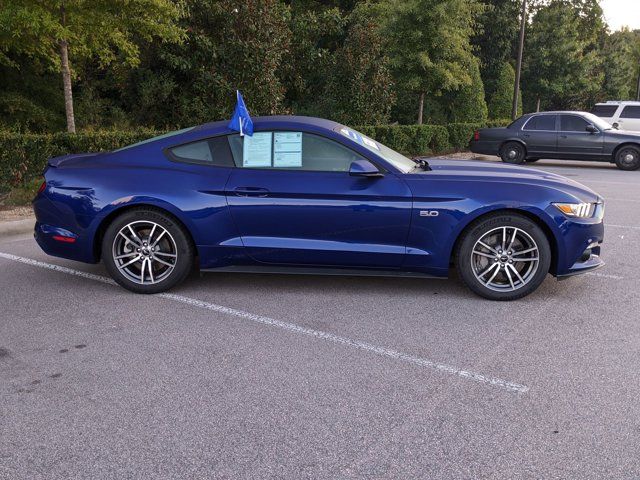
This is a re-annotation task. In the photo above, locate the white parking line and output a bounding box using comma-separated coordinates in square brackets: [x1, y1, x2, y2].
[586, 272, 624, 280]
[606, 224, 640, 230]
[0, 251, 528, 394]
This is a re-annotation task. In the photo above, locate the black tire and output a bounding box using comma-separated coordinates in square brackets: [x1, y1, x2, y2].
[614, 145, 640, 171]
[455, 213, 551, 301]
[526, 158, 540, 163]
[500, 142, 526, 164]
[102, 208, 194, 294]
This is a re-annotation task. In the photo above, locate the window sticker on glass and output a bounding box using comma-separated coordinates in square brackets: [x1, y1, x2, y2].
[243, 132, 272, 167]
[340, 127, 363, 144]
[362, 136, 379, 150]
[274, 131, 303, 167]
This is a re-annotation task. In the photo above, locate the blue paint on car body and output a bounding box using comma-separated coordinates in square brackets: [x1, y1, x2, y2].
[32, 115, 605, 283]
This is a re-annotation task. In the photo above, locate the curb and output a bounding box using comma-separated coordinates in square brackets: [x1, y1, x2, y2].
[0, 217, 35, 238]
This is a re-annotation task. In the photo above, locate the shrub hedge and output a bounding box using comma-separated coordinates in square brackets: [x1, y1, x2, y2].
[0, 120, 512, 192]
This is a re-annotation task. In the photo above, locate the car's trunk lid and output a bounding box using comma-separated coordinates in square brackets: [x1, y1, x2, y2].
[48, 152, 101, 168]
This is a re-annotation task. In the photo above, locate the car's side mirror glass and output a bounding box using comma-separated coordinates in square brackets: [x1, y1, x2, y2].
[586, 124, 598, 134]
[349, 160, 383, 177]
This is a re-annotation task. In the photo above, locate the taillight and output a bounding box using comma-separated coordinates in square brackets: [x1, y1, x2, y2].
[473, 130, 480, 141]
[37, 180, 46, 194]
[52, 235, 76, 243]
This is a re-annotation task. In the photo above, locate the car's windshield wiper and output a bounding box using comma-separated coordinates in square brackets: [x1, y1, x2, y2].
[411, 156, 432, 171]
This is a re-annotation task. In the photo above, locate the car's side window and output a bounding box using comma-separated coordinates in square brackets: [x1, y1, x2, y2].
[167, 136, 235, 167]
[620, 106, 640, 119]
[523, 115, 556, 131]
[227, 131, 367, 172]
[561, 115, 590, 132]
[590, 105, 618, 117]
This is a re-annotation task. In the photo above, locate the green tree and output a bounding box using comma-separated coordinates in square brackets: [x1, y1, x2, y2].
[282, 6, 346, 116]
[381, 0, 482, 124]
[487, 62, 521, 118]
[0, 0, 185, 133]
[445, 57, 488, 122]
[124, 0, 292, 128]
[325, 4, 396, 125]
[522, 0, 603, 111]
[602, 29, 640, 100]
[473, 0, 520, 101]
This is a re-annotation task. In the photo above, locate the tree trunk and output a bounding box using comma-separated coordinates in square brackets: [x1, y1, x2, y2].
[59, 4, 75, 133]
[536, 97, 540, 112]
[636, 66, 640, 101]
[512, 0, 527, 120]
[417, 92, 425, 125]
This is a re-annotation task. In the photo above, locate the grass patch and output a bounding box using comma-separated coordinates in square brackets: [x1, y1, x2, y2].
[1, 178, 41, 206]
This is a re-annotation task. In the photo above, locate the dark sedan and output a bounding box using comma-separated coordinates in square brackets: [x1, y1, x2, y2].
[470, 111, 640, 170]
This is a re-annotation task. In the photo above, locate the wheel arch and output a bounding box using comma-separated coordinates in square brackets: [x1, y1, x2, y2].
[499, 138, 527, 155]
[449, 208, 559, 275]
[612, 142, 640, 161]
[92, 203, 199, 262]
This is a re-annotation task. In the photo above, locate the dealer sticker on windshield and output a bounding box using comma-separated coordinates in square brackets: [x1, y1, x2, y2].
[339, 128, 380, 150]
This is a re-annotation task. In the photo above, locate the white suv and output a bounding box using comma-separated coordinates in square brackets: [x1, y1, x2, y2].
[590, 101, 640, 131]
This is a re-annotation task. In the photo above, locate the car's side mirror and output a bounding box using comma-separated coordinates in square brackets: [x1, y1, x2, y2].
[349, 160, 383, 177]
[612, 122, 619, 130]
[586, 124, 598, 134]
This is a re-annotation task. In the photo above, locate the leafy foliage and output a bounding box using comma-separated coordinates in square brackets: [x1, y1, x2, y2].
[472, 0, 520, 100]
[488, 62, 522, 119]
[521, 0, 604, 111]
[381, 0, 482, 122]
[0, 0, 637, 132]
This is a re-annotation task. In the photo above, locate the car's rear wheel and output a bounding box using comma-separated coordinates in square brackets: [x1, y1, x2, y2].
[102, 208, 194, 294]
[456, 213, 551, 301]
[500, 142, 526, 164]
[614, 145, 640, 171]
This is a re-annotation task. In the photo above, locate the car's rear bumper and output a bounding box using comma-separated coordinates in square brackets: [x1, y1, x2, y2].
[469, 140, 500, 156]
[33, 194, 97, 264]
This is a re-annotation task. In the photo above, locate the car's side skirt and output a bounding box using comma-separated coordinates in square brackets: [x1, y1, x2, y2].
[201, 264, 447, 279]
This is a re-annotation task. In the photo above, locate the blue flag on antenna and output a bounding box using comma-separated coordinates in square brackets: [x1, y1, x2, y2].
[228, 90, 253, 136]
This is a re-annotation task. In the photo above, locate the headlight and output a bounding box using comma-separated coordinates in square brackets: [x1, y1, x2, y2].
[552, 202, 595, 218]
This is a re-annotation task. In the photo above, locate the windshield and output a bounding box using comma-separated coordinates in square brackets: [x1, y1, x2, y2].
[580, 112, 614, 130]
[335, 126, 416, 173]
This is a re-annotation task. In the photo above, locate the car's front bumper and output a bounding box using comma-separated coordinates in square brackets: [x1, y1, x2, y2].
[557, 244, 605, 279]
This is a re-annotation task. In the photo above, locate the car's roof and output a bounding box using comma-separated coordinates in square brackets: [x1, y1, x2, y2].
[522, 111, 592, 116]
[193, 115, 342, 135]
[595, 101, 640, 105]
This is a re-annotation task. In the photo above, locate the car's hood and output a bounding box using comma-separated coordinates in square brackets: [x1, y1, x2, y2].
[406, 158, 601, 202]
[604, 129, 640, 139]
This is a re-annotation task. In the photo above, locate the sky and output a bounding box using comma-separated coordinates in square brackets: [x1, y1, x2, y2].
[600, 0, 640, 31]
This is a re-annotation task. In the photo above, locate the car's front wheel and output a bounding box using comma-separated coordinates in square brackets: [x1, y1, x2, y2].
[102, 208, 194, 294]
[500, 142, 526, 164]
[614, 145, 640, 171]
[456, 213, 551, 300]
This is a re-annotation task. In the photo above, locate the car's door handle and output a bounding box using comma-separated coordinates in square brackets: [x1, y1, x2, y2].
[233, 187, 270, 197]
[560, 135, 567, 138]
[523, 134, 530, 138]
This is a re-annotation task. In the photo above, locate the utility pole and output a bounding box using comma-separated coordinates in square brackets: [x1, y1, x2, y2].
[512, 0, 527, 120]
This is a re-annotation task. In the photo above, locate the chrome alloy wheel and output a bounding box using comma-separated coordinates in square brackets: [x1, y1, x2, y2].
[112, 220, 178, 285]
[470, 226, 540, 292]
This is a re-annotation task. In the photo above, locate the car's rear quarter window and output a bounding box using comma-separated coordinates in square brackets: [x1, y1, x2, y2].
[590, 105, 619, 117]
[167, 136, 235, 167]
[620, 106, 640, 119]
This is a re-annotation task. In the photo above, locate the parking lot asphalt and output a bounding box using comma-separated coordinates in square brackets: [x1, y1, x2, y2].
[1, 158, 639, 479]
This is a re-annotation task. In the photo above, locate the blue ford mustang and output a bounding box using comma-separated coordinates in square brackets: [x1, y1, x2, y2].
[33, 116, 605, 300]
